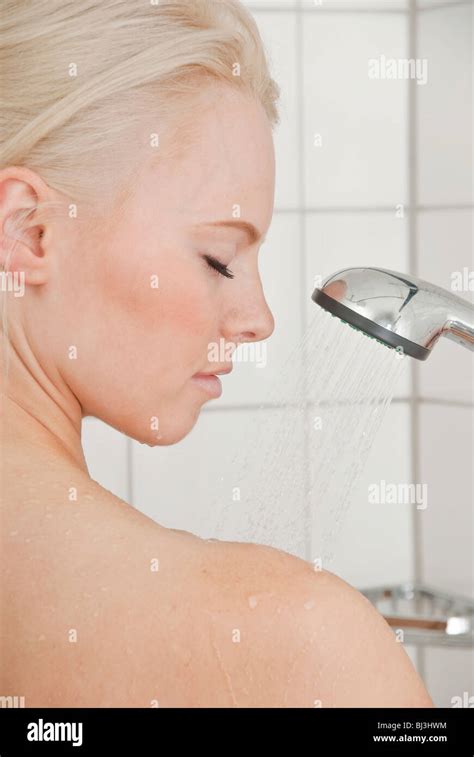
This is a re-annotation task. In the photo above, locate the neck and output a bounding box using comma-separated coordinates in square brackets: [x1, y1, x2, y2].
[1, 334, 89, 474]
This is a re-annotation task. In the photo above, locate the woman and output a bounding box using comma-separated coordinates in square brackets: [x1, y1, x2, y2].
[0, 0, 433, 707]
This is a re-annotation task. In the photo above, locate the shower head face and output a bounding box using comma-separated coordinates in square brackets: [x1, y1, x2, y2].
[312, 268, 474, 361]
[312, 275, 430, 360]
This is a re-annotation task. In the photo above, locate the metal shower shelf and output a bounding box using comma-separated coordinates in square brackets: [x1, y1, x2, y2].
[360, 582, 474, 648]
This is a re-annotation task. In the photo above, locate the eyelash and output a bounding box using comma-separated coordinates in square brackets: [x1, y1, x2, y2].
[203, 254, 235, 280]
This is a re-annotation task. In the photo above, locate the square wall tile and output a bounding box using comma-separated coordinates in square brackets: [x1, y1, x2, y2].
[303, 12, 408, 207]
[417, 209, 474, 403]
[417, 338, 474, 405]
[304, 211, 409, 289]
[131, 409, 251, 537]
[252, 11, 300, 209]
[131, 407, 308, 558]
[311, 402, 414, 587]
[419, 403, 474, 599]
[417, 3, 473, 205]
[82, 418, 130, 502]
[214, 212, 303, 407]
[304, 211, 412, 398]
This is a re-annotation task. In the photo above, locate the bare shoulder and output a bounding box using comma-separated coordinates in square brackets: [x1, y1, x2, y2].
[194, 540, 434, 708]
[20, 466, 430, 710]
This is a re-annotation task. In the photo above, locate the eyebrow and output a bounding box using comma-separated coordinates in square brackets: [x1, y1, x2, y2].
[192, 220, 265, 245]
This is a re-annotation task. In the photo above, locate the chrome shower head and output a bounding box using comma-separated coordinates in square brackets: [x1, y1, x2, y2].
[312, 267, 474, 360]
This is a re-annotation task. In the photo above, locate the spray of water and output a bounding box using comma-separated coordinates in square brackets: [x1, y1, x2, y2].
[205, 307, 408, 567]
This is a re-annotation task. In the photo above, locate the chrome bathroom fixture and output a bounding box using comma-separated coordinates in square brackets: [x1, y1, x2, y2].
[312, 267, 474, 360]
[360, 584, 474, 648]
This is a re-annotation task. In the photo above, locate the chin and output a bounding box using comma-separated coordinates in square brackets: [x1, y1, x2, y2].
[137, 407, 202, 447]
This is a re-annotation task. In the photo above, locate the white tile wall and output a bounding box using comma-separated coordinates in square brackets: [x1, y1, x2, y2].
[419, 403, 474, 599]
[245, 1, 408, 8]
[131, 408, 246, 536]
[300, 1, 408, 8]
[318, 402, 414, 587]
[424, 647, 474, 708]
[242, 0, 296, 7]
[131, 406, 308, 551]
[244, 1, 409, 8]
[252, 12, 300, 209]
[417, 0, 471, 13]
[417, 209, 474, 403]
[302, 12, 408, 207]
[417, 3, 473, 206]
[415, 1, 474, 709]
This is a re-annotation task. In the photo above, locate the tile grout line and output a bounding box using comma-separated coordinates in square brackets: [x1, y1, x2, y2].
[201, 396, 474, 412]
[408, 0, 424, 680]
[294, 0, 313, 563]
[416, 0, 473, 12]
[247, 5, 408, 14]
[82, 398, 473, 423]
[246, 1, 472, 14]
[408, 0, 423, 600]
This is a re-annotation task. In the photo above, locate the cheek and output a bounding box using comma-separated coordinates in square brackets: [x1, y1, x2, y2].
[102, 241, 215, 361]
[157, 269, 211, 337]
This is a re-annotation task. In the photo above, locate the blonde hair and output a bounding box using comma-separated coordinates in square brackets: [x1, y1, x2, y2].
[0, 0, 279, 377]
[1, 0, 279, 190]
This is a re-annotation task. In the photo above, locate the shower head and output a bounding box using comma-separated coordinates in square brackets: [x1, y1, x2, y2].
[312, 267, 474, 360]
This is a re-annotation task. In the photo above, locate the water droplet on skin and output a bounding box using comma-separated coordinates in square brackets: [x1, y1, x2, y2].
[248, 595, 258, 609]
[304, 599, 316, 610]
[9, 530, 19, 537]
[38, 634, 46, 642]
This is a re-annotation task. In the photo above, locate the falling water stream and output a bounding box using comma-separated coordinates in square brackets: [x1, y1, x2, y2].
[206, 307, 408, 567]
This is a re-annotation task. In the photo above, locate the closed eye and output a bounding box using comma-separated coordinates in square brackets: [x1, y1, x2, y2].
[203, 254, 235, 280]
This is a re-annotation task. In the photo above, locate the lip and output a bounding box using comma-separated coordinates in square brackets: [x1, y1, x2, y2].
[191, 373, 223, 398]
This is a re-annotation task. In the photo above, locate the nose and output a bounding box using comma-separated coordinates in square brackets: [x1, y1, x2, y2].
[224, 278, 275, 346]
[221, 265, 275, 344]
[240, 301, 275, 344]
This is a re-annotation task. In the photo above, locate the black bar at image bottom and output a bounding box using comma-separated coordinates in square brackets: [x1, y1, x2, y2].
[0, 707, 473, 755]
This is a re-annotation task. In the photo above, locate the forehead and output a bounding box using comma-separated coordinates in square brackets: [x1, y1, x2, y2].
[122, 85, 275, 236]
[162, 87, 275, 213]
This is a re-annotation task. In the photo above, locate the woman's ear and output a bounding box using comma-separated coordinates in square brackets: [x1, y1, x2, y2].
[0, 167, 51, 286]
